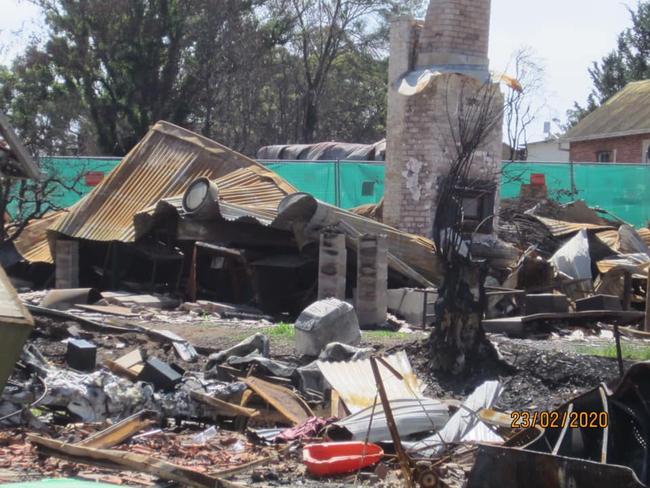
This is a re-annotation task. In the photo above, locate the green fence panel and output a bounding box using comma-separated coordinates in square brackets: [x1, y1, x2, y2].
[500, 162, 573, 200]
[40, 157, 122, 208]
[572, 163, 650, 225]
[339, 162, 384, 208]
[264, 162, 337, 205]
[7, 157, 122, 218]
[501, 162, 650, 227]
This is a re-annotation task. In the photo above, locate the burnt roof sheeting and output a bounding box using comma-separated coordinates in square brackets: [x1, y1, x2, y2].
[12, 210, 66, 264]
[532, 215, 614, 237]
[564, 80, 650, 142]
[134, 165, 289, 237]
[48, 121, 296, 243]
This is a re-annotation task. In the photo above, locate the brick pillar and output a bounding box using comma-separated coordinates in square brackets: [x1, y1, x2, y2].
[318, 231, 347, 300]
[55, 239, 79, 288]
[356, 234, 388, 327]
[417, 0, 491, 68]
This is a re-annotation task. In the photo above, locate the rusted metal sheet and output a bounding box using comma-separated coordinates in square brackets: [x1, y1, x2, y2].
[47, 121, 296, 244]
[533, 215, 613, 237]
[467, 445, 646, 488]
[242, 376, 314, 425]
[12, 210, 65, 264]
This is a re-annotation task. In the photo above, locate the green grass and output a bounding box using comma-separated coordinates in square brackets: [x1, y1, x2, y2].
[363, 330, 413, 340]
[267, 322, 295, 338]
[575, 343, 650, 361]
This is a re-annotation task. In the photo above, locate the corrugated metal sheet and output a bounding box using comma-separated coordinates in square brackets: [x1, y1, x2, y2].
[134, 165, 287, 236]
[596, 253, 650, 275]
[565, 80, 650, 141]
[533, 215, 613, 237]
[637, 228, 650, 248]
[333, 398, 449, 443]
[48, 121, 296, 243]
[12, 210, 69, 264]
[316, 351, 424, 414]
[404, 381, 503, 457]
[595, 229, 620, 251]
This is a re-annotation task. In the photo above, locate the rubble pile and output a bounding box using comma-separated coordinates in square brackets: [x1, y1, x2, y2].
[1, 123, 650, 487]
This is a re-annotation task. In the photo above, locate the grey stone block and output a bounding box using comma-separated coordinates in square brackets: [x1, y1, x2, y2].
[294, 298, 360, 357]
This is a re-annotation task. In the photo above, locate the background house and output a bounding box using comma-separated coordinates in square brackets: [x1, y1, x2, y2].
[564, 80, 650, 163]
[526, 137, 569, 162]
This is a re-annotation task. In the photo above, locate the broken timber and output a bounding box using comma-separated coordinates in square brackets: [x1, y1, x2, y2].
[189, 390, 260, 418]
[28, 434, 243, 488]
[242, 376, 314, 425]
[77, 410, 158, 449]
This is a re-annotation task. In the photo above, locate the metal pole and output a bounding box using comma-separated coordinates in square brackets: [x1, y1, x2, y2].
[369, 357, 414, 488]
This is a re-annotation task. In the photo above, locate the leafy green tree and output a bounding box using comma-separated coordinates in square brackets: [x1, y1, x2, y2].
[569, 1, 650, 126]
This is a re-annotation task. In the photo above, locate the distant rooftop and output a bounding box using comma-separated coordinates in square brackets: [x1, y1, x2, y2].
[565, 80, 650, 142]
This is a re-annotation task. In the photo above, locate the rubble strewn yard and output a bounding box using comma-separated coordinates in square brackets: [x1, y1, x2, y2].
[2, 0, 650, 487]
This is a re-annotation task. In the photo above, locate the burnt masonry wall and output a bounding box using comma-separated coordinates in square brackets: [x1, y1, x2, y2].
[570, 133, 650, 163]
[384, 0, 502, 238]
[384, 75, 503, 237]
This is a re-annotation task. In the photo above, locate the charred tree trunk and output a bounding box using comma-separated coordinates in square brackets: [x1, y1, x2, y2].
[429, 261, 486, 374]
[427, 77, 506, 375]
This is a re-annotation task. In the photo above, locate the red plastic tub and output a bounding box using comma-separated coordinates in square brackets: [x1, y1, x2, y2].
[303, 442, 384, 476]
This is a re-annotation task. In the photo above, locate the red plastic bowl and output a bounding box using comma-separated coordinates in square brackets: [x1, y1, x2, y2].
[303, 442, 384, 476]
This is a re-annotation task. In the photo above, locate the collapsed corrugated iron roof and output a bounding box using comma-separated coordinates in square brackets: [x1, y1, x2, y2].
[48, 121, 296, 243]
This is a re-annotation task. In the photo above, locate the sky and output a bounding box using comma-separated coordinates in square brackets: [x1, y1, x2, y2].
[0, 0, 638, 143]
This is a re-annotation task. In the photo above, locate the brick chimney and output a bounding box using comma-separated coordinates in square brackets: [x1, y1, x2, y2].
[383, 0, 502, 237]
[417, 0, 491, 69]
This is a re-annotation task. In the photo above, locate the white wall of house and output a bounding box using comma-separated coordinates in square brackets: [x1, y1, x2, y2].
[526, 139, 569, 162]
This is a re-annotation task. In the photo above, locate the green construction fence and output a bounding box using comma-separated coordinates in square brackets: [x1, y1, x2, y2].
[14, 158, 650, 228]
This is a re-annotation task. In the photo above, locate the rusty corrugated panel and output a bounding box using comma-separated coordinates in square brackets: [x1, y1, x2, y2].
[48, 121, 296, 243]
[637, 228, 650, 248]
[133, 166, 288, 237]
[12, 210, 68, 264]
[595, 229, 620, 251]
[533, 215, 613, 237]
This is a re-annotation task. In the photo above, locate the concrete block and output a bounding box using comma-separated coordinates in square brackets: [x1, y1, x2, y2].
[525, 293, 569, 315]
[138, 357, 183, 391]
[66, 339, 96, 372]
[55, 240, 79, 289]
[318, 231, 347, 300]
[575, 295, 622, 312]
[356, 234, 388, 328]
[294, 298, 360, 357]
[387, 288, 437, 326]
